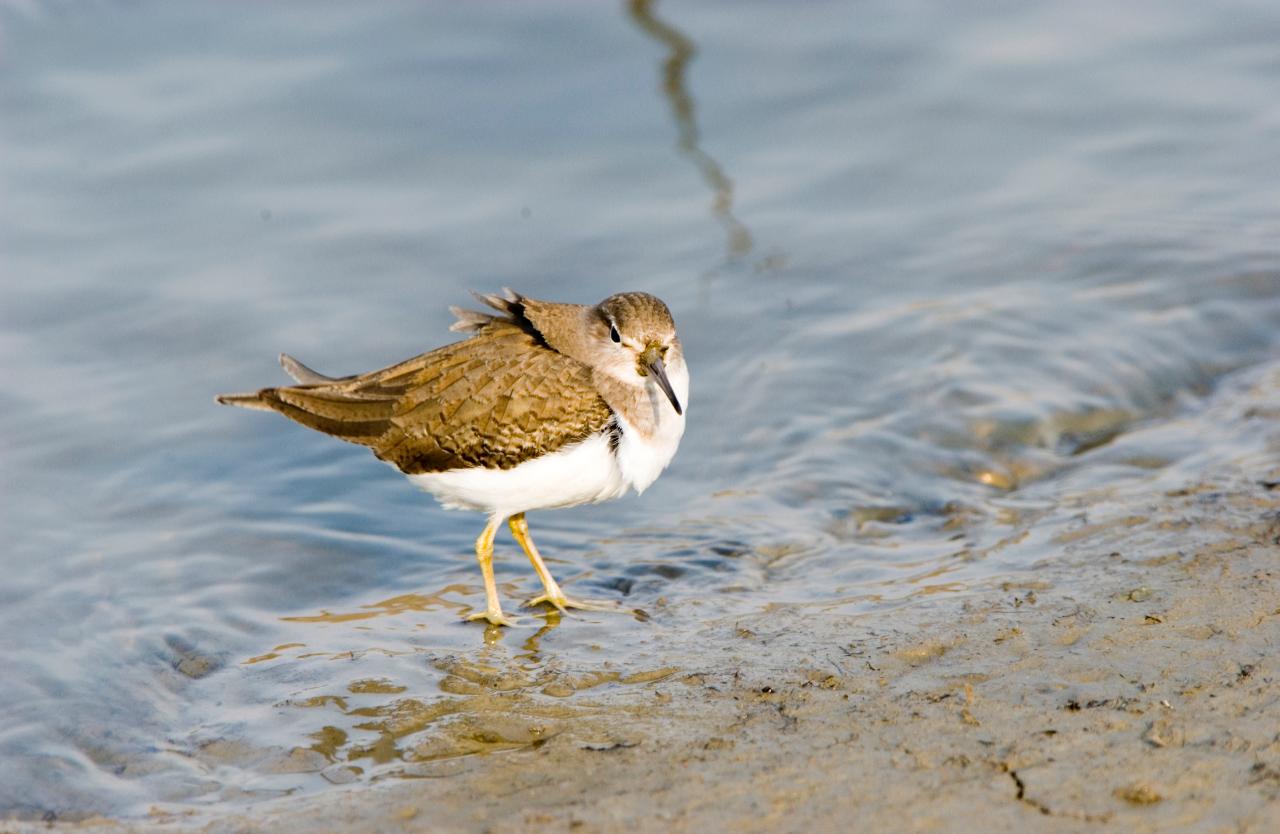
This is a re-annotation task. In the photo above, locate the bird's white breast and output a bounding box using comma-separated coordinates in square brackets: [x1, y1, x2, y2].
[614, 357, 688, 494]
[408, 431, 629, 517]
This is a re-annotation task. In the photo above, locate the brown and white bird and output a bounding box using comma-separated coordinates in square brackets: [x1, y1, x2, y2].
[216, 289, 688, 626]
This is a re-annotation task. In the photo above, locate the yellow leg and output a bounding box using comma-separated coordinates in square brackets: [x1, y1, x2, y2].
[509, 513, 616, 613]
[466, 517, 517, 627]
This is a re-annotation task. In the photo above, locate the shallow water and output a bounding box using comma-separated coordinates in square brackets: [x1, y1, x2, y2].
[3, 0, 1279, 819]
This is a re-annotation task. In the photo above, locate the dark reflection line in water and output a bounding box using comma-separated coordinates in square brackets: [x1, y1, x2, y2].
[627, 0, 753, 260]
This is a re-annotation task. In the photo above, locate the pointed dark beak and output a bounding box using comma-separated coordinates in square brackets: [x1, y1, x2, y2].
[642, 349, 683, 415]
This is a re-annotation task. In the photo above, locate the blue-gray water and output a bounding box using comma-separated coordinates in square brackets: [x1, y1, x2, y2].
[3, 0, 1279, 819]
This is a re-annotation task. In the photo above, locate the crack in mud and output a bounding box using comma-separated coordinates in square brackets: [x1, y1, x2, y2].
[998, 761, 1115, 823]
[1001, 764, 1051, 816]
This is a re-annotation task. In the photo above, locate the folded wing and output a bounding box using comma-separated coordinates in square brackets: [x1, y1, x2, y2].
[216, 316, 613, 474]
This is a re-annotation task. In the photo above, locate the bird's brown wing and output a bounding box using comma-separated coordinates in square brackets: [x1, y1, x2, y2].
[220, 320, 614, 474]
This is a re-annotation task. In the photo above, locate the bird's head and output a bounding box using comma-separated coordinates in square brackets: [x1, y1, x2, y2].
[592, 292, 684, 416]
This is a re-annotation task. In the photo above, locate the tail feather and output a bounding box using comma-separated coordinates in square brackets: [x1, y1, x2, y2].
[217, 382, 396, 446]
[215, 392, 275, 411]
[280, 353, 341, 384]
[256, 389, 391, 444]
[272, 387, 395, 419]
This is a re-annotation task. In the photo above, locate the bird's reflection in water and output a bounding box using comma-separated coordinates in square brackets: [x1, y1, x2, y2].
[478, 607, 561, 648]
[517, 610, 561, 659]
[238, 592, 674, 779]
[627, 0, 753, 260]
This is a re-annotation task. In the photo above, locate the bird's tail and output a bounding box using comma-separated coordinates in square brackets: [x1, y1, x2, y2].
[216, 353, 346, 410]
[214, 391, 275, 411]
[216, 380, 395, 446]
[279, 353, 341, 384]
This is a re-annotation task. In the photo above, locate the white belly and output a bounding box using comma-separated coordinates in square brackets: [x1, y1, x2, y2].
[408, 430, 629, 517]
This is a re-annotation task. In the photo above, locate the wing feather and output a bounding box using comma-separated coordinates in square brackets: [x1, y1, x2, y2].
[217, 314, 613, 475]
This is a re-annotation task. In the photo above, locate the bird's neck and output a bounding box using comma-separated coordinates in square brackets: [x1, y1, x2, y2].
[593, 358, 688, 440]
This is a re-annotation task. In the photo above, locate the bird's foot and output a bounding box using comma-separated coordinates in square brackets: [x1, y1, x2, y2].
[524, 592, 619, 614]
[465, 608, 519, 627]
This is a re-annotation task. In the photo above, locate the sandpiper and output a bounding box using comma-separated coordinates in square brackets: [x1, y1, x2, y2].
[217, 289, 688, 626]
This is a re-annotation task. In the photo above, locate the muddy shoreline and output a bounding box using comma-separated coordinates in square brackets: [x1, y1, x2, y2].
[12, 479, 1278, 832]
[10, 365, 1280, 834]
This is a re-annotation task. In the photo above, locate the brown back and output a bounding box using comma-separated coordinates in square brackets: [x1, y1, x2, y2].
[244, 316, 614, 474]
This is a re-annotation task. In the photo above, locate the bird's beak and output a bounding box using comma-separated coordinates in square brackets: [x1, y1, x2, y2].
[641, 346, 683, 416]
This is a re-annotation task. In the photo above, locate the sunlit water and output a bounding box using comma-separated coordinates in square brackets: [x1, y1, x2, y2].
[3, 0, 1279, 819]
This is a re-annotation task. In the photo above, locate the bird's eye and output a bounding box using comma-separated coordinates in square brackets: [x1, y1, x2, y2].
[609, 324, 621, 343]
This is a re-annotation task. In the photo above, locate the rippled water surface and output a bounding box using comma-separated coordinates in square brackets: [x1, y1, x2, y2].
[3, 0, 1280, 819]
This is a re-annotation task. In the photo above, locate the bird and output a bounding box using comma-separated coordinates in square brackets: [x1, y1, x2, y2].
[216, 289, 688, 627]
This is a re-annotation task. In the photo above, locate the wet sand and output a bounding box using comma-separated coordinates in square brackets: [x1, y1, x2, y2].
[14, 370, 1279, 834]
